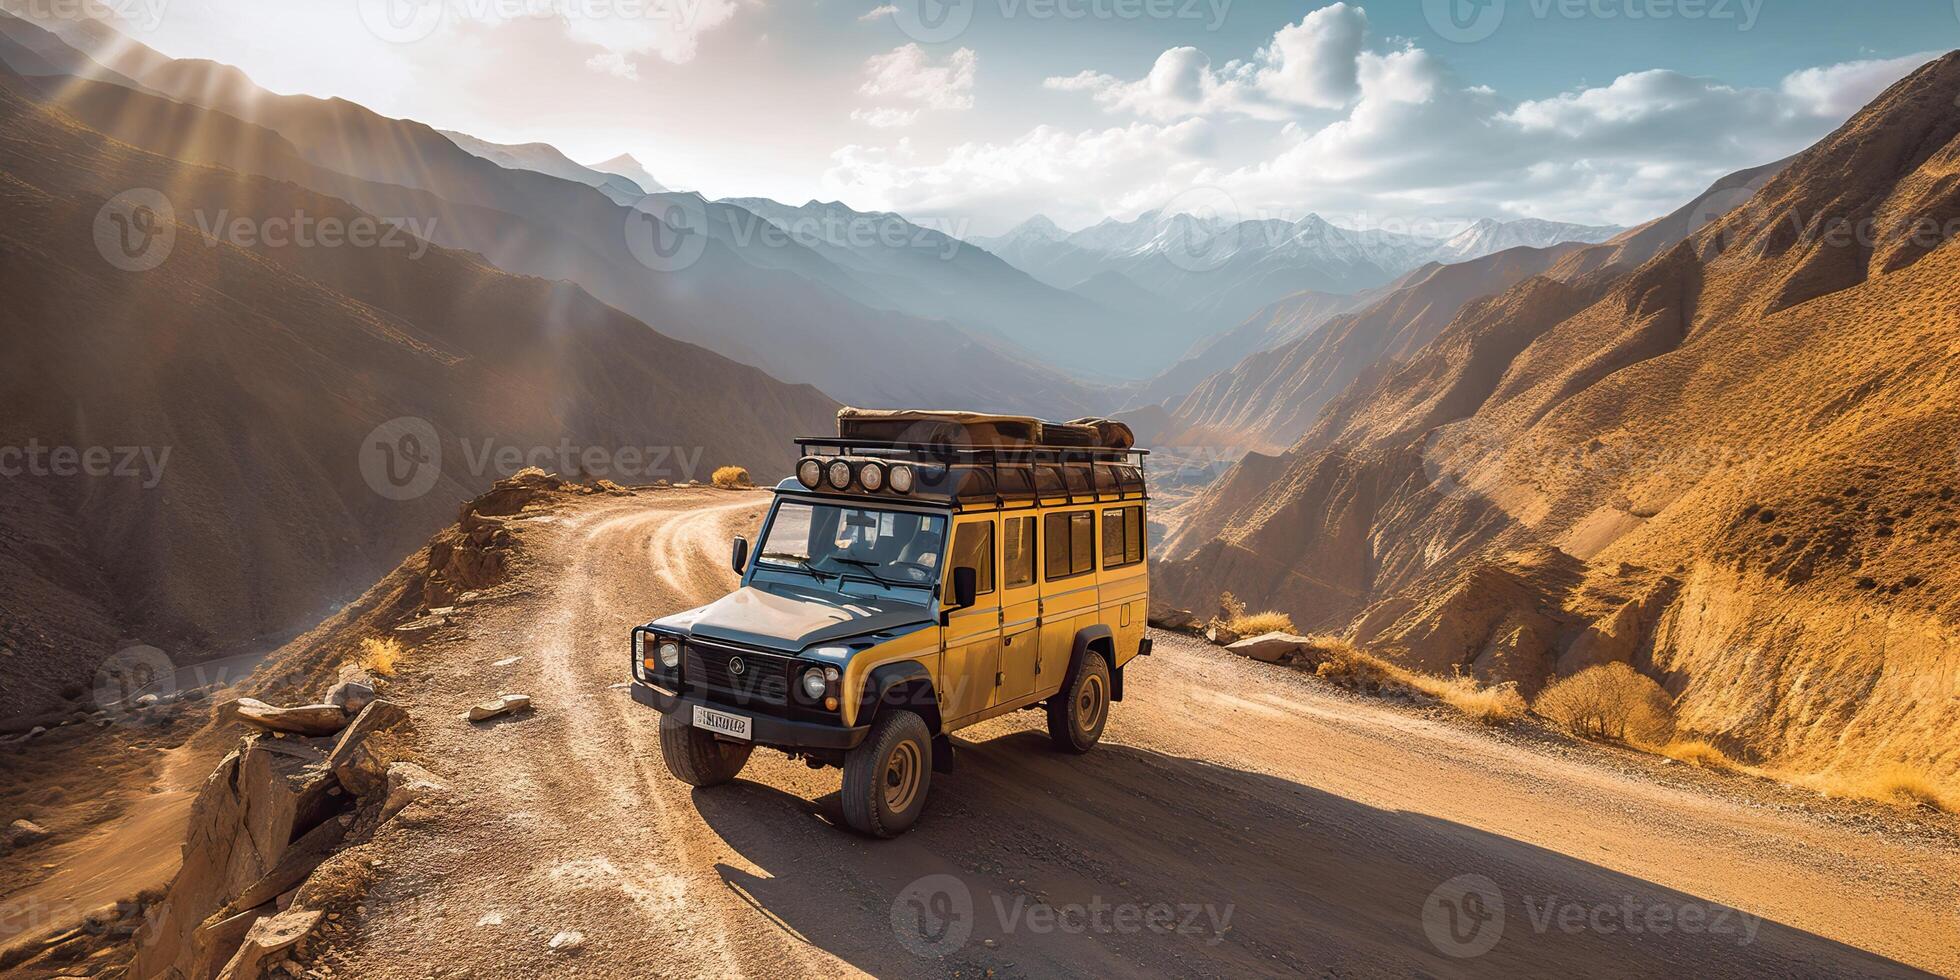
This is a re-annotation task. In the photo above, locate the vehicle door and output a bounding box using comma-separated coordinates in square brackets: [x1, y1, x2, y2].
[994, 514, 1041, 707]
[939, 515, 1000, 726]
[1036, 507, 1098, 696]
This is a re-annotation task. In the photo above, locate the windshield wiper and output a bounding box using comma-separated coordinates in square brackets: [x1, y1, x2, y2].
[831, 557, 899, 587]
[758, 553, 833, 583]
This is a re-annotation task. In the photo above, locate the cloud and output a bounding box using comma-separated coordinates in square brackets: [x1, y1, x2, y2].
[560, 0, 741, 74]
[848, 45, 1941, 231]
[1043, 2, 1375, 120]
[825, 119, 1217, 228]
[853, 44, 976, 127]
[858, 4, 899, 20]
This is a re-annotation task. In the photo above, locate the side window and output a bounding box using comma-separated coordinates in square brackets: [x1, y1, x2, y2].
[1068, 512, 1094, 576]
[1043, 512, 1072, 580]
[950, 521, 995, 596]
[1003, 517, 1036, 588]
[1102, 507, 1144, 568]
[1102, 509, 1127, 568]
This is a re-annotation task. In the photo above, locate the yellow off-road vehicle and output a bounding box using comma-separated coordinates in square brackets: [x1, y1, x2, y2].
[629, 409, 1151, 837]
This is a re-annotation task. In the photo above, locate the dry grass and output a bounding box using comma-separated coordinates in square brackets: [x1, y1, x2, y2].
[360, 636, 405, 678]
[1227, 611, 1297, 636]
[1286, 635, 1525, 726]
[1807, 765, 1956, 813]
[1656, 739, 1737, 770]
[711, 465, 751, 489]
[1533, 663, 1674, 743]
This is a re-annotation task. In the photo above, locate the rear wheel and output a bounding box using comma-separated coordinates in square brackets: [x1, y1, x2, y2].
[1047, 650, 1110, 754]
[659, 711, 753, 787]
[841, 709, 932, 838]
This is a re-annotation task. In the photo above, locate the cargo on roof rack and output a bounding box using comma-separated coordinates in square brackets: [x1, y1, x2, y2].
[835, 408, 1134, 451]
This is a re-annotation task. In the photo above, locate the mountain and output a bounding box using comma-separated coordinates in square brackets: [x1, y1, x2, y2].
[0, 12, 1104, 416]
[439, 130, 647, 204]
[1434, 218, 1623, 263]
[720, 197, 1187, 377]
[0, 60, 836, 722]
[1154, 53, 1960, 791]
[1131, 288, 1374, 410]
[590, 152, 668, 194]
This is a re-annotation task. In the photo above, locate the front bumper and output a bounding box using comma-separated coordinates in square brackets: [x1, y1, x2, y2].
[631, 682, 870, 751]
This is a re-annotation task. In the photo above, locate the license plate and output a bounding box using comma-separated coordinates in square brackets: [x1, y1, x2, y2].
[692, 705, 751, 741]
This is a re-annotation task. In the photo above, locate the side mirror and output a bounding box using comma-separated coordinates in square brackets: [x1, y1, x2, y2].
[731, 536, 750, 575]
[952, 566, 978, 609]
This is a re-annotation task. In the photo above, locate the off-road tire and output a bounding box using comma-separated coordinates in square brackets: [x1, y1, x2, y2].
[659, 711, 753, 787]
[841, 709, 933, 838]
[1046, 649, 1111, 754]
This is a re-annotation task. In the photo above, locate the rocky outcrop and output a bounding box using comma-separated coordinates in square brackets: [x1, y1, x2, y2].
[130, 677, 418, 980]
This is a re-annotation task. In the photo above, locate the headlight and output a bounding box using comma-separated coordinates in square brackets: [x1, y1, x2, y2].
[888, 464, 914, 494]
[800, 667, 828, 700]
[796, 457, 823, 489]
[826, 459, 853, 490]
[858, 461, 885, 492]
[633, 632, 646, 657]
[657, 640, 682, 669]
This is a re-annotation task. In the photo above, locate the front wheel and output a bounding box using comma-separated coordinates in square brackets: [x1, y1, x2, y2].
[660, 711, 753, 787]
[841, 709, 932, 838]
[1047, 650, 1110, 754]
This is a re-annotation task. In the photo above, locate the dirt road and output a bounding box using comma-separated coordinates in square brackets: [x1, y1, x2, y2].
[324, 489, 1955, 978]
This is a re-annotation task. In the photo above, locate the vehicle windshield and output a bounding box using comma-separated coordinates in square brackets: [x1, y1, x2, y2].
[754, 500, 947, 596]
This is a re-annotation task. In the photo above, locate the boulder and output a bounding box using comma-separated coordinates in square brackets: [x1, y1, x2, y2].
[467, 693, 532, 723]
[232, 814, 350, 911]
[549, 930, 585, 952]
[326, 680, 376, 716]
[326, 700, 412, 798]
[1147, 605, 1200, 631]
[6, 818, 51, 847]
[187, 903, 275, 980]
[229, 699, 352, 737]
[381, 763, 446, 822]
[214, 909, 320, 980]
[1226, 632, 1314, 665]
[1205, 622, 1241, 646]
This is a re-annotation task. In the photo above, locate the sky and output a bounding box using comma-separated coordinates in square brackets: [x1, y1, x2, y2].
[96, 0, 1960, 235]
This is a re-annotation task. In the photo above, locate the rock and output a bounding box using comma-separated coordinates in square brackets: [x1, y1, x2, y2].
[466, 693, 532, 723]
[325, 700, 412, 798]
[381, 763, 446, 821]
[476, 912, 504, 928]
[1147, 606, 1200, 631]
[326, 680, 376, 716]
[1205, 623, 1241, 646]
[5, 819, 51, 849]
[229, 699, 353, 737]
[232, 814, 349, 911]
[214, 909, 320, 980]
[27, 726, 46, 739]
[135, 693, 161, 707]
[1226, 632, 1313, 665]
[489, 656, 522, 668]
[187, 903, 275, 980]
[548, 930, 585, 951]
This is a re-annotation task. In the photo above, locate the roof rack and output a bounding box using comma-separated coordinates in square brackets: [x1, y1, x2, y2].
[793, 436, 1149, 511]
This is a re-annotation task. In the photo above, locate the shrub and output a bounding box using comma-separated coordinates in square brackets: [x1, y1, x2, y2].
[1427, 676, 1528, 725]
[1228, 610, 1297, 636]
[1533, 663, 1674, 743]
[360, 636, 405, 677]
[711, 466, 751, 489]
[1294, 636, 1525, 726]
[1855, 765, 1954, 813]
[1218, 592, 1247, 621]
[1658, 740, 1735, 770]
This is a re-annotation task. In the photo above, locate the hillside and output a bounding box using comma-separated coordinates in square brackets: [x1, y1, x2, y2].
[0, 63, 836, 723]
[0, 12, 1105, 416]
[1156, 52, 1960, 790]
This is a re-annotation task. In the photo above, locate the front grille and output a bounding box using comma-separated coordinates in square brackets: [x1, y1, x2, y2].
[684, 640, 792, 708]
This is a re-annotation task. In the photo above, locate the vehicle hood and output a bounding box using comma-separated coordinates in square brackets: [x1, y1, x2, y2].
[659, 584, 933, 653]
